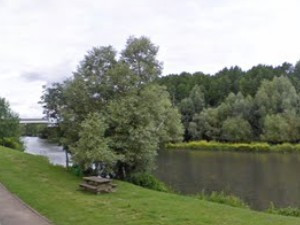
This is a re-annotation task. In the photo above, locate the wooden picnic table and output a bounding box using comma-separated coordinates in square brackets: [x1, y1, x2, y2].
[83, 176, 111, 184]
[80, 176, 117, 194]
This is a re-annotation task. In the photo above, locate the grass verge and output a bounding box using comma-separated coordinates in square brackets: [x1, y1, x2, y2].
[1, 146, 300, 225]
[166, 140, 300, 153]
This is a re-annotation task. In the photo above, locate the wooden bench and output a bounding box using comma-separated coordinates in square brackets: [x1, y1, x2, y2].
[79, 176, 117, 194]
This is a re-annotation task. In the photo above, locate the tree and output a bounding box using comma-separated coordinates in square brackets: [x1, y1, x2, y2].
[189, 108, 222, 140]
[179, 85, 205, 139]
[121, 36, 162, 83]
[106, 84, 183, 177]
[255, 76, 299, 117]
[261, 113, 300, 143]
[41, 36, 183, 178]
[221, 117, 253, 142]
[0, 98, 23, 150]
[70, 113, 118, 175]
[0, 98, 20, 139]
[261, 114, 290, 143]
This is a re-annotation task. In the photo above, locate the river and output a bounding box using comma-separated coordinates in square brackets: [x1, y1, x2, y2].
[23, 136, 300, 210]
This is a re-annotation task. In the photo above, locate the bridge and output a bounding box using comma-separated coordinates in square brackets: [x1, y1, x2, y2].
[20, 118, 55, 124]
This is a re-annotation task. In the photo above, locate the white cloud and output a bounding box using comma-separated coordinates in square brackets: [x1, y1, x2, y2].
[0, 0, 300, 117]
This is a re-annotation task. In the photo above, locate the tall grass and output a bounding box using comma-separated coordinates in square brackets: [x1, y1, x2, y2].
[166, 140, 300, 153]
[196, 191, 249, 209]
[267, 202, 300, 217]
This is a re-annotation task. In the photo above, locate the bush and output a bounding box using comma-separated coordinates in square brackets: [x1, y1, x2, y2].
[197, 191, 249, 209]
[0, 137, 24, 151]
[267, 202, 300, 217]
[128, 173, 169, 192]
[68, 165, 84, 177]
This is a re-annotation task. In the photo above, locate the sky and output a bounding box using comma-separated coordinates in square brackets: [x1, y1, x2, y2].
[0, 0, 300, 118]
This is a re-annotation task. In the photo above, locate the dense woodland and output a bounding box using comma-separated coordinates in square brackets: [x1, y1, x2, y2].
[158, 62, 300, 143]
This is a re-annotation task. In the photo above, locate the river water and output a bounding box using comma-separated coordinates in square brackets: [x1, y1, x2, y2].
[22, 137, 66, 166]
[23, 137, 300, 210]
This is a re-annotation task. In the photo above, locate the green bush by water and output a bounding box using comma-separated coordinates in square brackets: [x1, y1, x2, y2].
[167, 140, 300, 153]
[0, 137, 24, 151]
[267, 202, 300, 217]
[128, 172, 170, 192]
[196, 191, 249, 209]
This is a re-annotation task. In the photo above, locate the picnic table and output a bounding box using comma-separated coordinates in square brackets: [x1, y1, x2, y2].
[79, 176, 117, 194]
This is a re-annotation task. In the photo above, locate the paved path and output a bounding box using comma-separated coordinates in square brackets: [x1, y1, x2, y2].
[0, 184, 52, 225]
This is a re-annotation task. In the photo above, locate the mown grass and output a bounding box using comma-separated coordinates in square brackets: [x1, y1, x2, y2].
[167, 140, 300, 153]
[1, 147, 300, 225]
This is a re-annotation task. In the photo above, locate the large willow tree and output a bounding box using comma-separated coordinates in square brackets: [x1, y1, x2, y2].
[41, 36, 183, 177]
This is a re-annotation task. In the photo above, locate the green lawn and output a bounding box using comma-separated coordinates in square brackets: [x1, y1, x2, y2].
[0, 146, 300, 225]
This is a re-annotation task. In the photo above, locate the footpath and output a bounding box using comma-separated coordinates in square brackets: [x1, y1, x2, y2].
[0, 183, 52, 225]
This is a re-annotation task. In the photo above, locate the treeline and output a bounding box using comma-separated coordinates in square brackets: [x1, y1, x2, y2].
[158, 62, 300, 143]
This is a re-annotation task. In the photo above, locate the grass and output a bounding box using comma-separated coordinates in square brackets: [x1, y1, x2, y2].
[1, 147, 300, 225]
[196, 191, 250, 209]
[267, 202, 300, 217]
[167, 140, 300, 153]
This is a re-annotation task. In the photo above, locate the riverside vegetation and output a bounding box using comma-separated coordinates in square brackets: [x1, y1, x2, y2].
[2, 36, 300, 224]
[167, 141, 300, 152]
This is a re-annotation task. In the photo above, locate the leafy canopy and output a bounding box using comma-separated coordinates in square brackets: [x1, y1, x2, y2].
[41, 36, 183, 177]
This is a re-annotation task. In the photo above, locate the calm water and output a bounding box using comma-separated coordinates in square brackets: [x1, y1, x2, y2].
[155, 149, 300, 210]
[22, 137, 66, 166]
[23, 137, 300, 210]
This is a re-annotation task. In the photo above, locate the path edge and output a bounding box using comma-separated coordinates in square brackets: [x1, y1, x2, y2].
[0, 182, 54, 225]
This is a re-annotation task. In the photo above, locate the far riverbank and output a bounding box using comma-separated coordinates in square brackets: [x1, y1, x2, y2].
[166, 141, 300, 153]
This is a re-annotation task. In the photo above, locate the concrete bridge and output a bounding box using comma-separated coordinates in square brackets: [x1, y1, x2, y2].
[20, 118, 54, 124]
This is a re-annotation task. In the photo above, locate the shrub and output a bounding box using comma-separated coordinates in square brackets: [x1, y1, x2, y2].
[267, 202, 300, 217]
[0, 137, 24, 151]
[128, 172, 169, 192]
[68, 165, 84, 177]
[197, 191, 249, 209]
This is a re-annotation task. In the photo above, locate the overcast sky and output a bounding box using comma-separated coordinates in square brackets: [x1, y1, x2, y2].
[1, 0, 300, 118]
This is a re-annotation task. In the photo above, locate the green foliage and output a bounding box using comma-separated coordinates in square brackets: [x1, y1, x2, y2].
[261, 114, 293, 143]
[106, 84, 183, 175]
[166, 140, 300, 153]
[221, 117, 253, 142]
[197, 191, 249, 209]
[70, 113, 119, 174]
[255, 76, 299, 117]
[121, 36, 162, 83]
[41, 36, 183, 178]
[68, 164, 84, 177]
[179, 85, 205, 139]
[189, 107, 222, 140]
[0, 98, 23, 150]
[0, 137, 24, 151]
[21, 123, 48, 137]
[0, 98, 21, 139]
[128, 172, 169, 192]
[158, 62, 300, 143]
[267, 202, 300, 217]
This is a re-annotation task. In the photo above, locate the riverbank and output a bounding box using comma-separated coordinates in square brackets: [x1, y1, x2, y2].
[166, 141, 300, 153]
[1, 147, 300, 225]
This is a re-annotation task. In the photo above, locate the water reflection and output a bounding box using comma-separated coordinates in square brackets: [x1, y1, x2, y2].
[155, 149, 300, 210]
